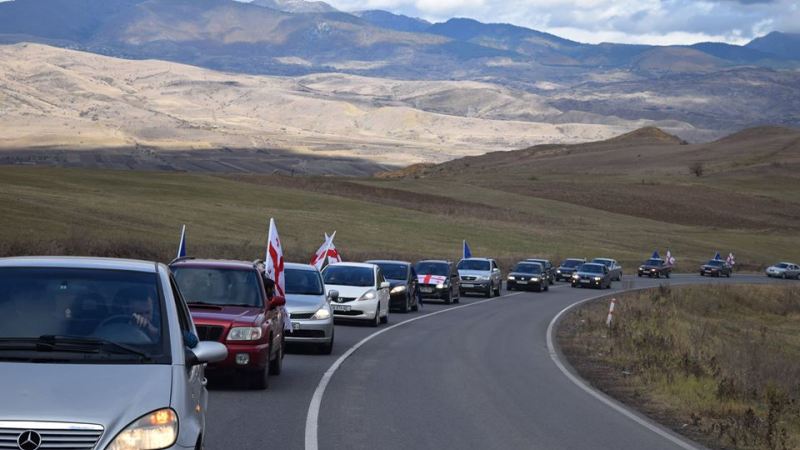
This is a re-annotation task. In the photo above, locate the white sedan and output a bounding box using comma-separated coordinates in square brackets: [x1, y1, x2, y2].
[322, 263, 391, 327]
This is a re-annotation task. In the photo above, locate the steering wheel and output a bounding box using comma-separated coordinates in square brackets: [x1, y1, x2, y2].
[94, 314, 153, 344]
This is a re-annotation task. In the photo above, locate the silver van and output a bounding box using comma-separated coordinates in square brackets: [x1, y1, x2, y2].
[0, 257, 227, 450]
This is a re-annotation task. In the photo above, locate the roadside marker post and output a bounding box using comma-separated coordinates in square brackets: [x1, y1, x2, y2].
[606, 298, 616, 327]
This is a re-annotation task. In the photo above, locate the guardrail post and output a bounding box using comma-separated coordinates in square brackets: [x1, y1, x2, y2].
[606, 298, 617, 327]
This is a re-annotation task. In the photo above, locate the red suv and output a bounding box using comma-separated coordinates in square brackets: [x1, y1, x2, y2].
[171, 258, 286, 389]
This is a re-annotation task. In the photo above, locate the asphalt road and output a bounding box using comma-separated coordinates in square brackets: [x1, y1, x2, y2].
[205, 274, 782, 450]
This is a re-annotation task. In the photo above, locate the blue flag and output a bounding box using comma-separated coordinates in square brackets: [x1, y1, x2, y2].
[177, 224, 187, 259]
[714, 252, 721, 260]
[651, 250, 660, 259]
[463, 240, 472, 259]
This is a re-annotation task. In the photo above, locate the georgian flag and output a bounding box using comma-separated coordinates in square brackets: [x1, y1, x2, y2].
[418, 274, 447, 285]
[665, 250, 676, 266]
[176, 224, 187, 259]
[726, 253, 736, 266]
[265, 218, 285, 297]
[310, 232, 342, 270]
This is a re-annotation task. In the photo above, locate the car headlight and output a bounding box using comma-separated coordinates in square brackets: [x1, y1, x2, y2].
[227, 327, 263, 341]
[390, 285, 407, 294]
[507, 276, 515, 280]
[531, 277, 539, 282]
[594, 277, 602, 281]
[572, 273, 579, 279]
[478, 275, 490, 281]
[358, 290, 376, 301]
[556, 270, 562, 274]
[107, 408, 178, 450]
[436, 283, 445, 289]
[311, 307, 331, 320]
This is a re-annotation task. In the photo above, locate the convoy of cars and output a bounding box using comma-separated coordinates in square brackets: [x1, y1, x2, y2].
[7, 246, 795, 444]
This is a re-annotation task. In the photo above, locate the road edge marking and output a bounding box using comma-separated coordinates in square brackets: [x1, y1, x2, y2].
[546, 287, 703, 450]
[304, 291, 523, 450]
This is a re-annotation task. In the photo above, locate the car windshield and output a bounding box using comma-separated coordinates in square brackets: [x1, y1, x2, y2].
[645, 259, 663, 266]
[285, 268, 324, 296]
[323, 266, 375, 287]
[561, 259, 583, 268]
[513, 263, 542, 274]
[775, 263, 789, 269]
[579, 264, 604, 274]
[0, 268, 167, 363]
[172, 268, 263, 307]
[592, 259, 612, 267]
[458, 260, 490, 271]
[707, 260, 725, 267]
[415, 262, 449, 276]
[527, 259, 548, 267]
[372, 263, 408, 281]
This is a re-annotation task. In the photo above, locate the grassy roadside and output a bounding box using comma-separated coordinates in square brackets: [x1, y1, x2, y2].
[557, 284, 800, 450]
[0, 165, 798, 269]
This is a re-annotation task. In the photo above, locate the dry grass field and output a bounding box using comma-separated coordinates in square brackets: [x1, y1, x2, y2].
[558, 284, 800, 450]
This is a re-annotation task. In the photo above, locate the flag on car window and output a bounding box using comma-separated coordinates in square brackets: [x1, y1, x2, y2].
[310, 231, 342, 270]
[176, 224, 187, 259]
[714, 252, 722, 261]
[665, 250, 675, 266]
[651, 250, 660, 259]
[463, 240, 472, 259]
[265, 218, 285, 297]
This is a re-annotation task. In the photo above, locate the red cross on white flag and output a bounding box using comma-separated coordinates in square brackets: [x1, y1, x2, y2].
[265, 218, 285, 297]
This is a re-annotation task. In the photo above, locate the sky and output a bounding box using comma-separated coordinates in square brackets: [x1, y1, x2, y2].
[322, 0, 800, 45]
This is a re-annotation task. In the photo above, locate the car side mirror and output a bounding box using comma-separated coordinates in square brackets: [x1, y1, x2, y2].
[186, 341, 227, 366]
[380, 281, 390, 289]
[327, 290, 339, 303]
[268, 295, 286, 310]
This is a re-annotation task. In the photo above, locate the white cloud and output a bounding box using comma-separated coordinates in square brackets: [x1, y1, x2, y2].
[326, 0, 800, 44]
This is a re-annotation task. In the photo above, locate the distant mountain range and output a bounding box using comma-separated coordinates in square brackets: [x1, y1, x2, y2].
[0, 0, 799, 135]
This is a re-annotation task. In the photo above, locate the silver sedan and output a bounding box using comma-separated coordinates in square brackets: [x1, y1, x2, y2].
[284, 263, 335, 354]
[0, 256, 226, 450]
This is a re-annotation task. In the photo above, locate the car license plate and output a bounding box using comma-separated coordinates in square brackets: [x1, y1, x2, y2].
[516, 280, 528, 284]
[331, 304, 351, 312]
[462, 283, 474, 288]
[292, 322, 301, 331]
[421, 287, 434, 293]
[580, 279, 590, 284]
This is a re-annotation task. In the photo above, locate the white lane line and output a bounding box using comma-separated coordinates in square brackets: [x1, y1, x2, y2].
[546, 289, 702, 450]
[304, 291, 523, 450]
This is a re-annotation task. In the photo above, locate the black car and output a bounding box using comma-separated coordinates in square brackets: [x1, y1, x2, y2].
[415, 260, 460, 304]
[555, 258, 585, 282]
[571, 263, 612, 289]
[507, 262, 549, 292]
[638, 258, 672, 278]
[700, 259, 732, 277]
[525, 258, 555, 285]
[365, 260, 420, 312]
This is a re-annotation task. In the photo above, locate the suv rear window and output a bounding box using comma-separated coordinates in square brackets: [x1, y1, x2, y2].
[172, 267, 263, 307]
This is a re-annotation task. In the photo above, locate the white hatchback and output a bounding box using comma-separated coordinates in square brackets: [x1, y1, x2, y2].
[322, 263, 390, 327]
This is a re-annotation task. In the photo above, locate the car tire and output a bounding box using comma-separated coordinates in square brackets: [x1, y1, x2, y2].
[268, 340, 282, 376]
[401, 292, 410, 313]
[494, 284, 501, 296]
[544, 282, 549, 292]
[485, 285, 492, 298]
[412, 295, 419, 311]
[782, 273, 787, 279]
[444, 290, 452, 304]
[249, 368, 269, 390]
[319, 333, 334, 355]
[370, 308, 380, 327]
[536, 284, 542, 293]
[666, 272, 670, 279]
[380, 305, 389, 324]
[700, 272, 704, 276]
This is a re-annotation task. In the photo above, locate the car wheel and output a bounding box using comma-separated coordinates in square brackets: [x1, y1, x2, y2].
[370, 308, 380, 327]
[666, 272, 670, 279]
[494, 284, 501, 296]
[485, 285, 493, 298]
[380, 307, 389, 324]
[268, 340, 282, 376]
[536, 284, 542, 292]
[453, 287, 460, 303]
[700, 272, 705, 276]
[544, 282, 549, 292]
[249, 368, 269, 390]
[401, 292, 410, 313]
[782, 273, 787, 279]
[318, 331, 334, 354]
[412, 295, 419, 311]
